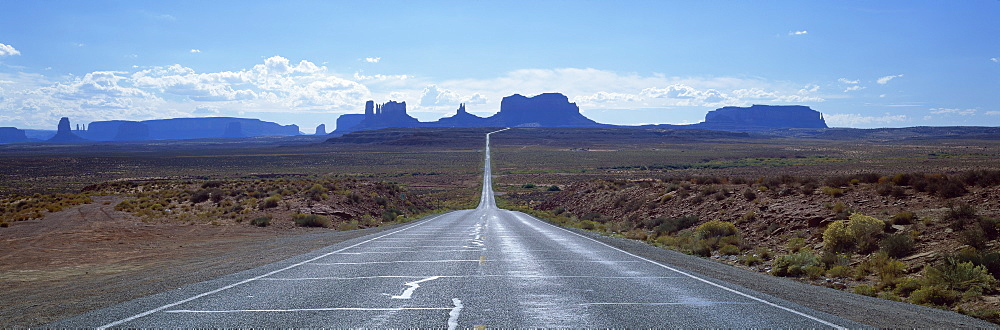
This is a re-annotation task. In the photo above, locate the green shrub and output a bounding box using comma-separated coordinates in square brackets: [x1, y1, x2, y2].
[804, 265, 826, 280]
[521, 183, 536, 189]
[690, 240, 712, 257]
[893, 277, 923, 297]
[880, 233, 915, 258]
[877, 291, 902, 301]
[950, 249, 1000, 279]
[719, 244, 740, 256]
[827, 265, 852, 278]
[260, 194, 281, 209]
[823, 221, 853, 253]
[890, 212, 917, 225]
[292, 213, 330, 227]
[909, 286, 960, 307]
[653, 216, 699, 235]
[924, 258, 997, 295]
[742, 190, 757, 201]
[740, 253, 763, 266]
[944, 203, 978, 230]
[959, 227, 988, 250]
[822, 186, 844, 197]
[381, 209, 400, 222]
[853, 284, 877, 297]
[306, 184, 329, 201]
[546, 185, 561, 191]
[823, 213, 884, 253]
[771, 250, 821, 277]
[337, 220, 359, 231]
[786, 237, 806, 253]
[189, 190, 211, 204]
[696, 220, 738, 239]
[250, 216, 271, 227]
[877, 258, 906, 288]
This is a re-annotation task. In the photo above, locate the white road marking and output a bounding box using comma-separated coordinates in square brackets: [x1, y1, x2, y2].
[311, 260, 482, 265]
[391, 276, 441, 299]
[335, 250, 482, 254]
[96, 212, 449, 329]
[583, 302, 756, 306]
[308, 259, 642, 266]
[262, 275, 685, 281]
[448, 298, 463, 330]
[164, 307, 453, 313]
[512, 212, 847, 329]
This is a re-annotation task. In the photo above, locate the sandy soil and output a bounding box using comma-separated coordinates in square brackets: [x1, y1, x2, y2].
[0, 196, 394, 328]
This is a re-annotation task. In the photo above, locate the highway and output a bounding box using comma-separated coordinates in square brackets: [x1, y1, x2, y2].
[52, 129, 863, 328]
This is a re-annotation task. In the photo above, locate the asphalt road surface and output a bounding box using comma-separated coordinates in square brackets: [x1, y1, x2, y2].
[52, 129, 865, 328]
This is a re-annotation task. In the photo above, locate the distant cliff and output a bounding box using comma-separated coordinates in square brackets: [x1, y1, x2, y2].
[330, 93, 604, 136]
[81, 117, 299, 141]
[701, 105, 827, 129]
[0, 127, 28, 143]
[486, 93, 602, 127]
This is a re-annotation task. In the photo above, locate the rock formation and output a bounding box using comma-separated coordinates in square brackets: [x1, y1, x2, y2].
[81, 117, 299, 141]
[701, 104, 828, 129]
[486, 93, 602, 127]
[433, 103, 488, 127]
[314, 124, 326, 135]
[45, 117, 87, 143]
[331, 100, 420, 135]
[0, 127, 28, 143]
[331, 93, 605, 135]
[334, 114, 365, 135]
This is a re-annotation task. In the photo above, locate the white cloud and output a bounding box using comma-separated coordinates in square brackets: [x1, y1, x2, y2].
[465, 93, 487, 104]
[579, 91, 640, 103]
[365, 57, 381, 63]
[985, 111, 1000, 116]
[929, 108, 976, 116]
[420, 84, 462, 106]
[0, 43, 20, 56]
[824, 113, 908, 127]
[844, 85, 865, 92]
[992, 57, 999, 63]
[0, 56, 374, 128]
[877, 74, 904, 85]
[190, 49, 201, 53]
[353, 72, 410, 81]
[838, 78, 859, 84]
[417, 85, 487, 107]
[789, 30, 808, 36]
[642, 84, 700, 99]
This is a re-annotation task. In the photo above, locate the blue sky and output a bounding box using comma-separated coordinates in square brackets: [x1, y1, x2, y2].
[1, 0, 997, 131]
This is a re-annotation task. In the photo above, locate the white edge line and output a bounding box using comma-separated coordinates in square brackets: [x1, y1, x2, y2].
[97, 212, 448, 329]
[164, 307, 453, 313]
[511, 212, 847, 330]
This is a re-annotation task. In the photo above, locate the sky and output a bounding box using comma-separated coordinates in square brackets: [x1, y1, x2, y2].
[1, 1, 998, 131]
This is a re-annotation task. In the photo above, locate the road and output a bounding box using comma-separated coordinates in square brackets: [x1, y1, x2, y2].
[51, 129, 863, 328]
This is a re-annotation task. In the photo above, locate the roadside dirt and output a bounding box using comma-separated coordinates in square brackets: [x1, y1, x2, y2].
[0, 196, 398, 328]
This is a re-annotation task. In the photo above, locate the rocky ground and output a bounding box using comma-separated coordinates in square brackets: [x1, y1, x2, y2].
[0, 195, 428, 328]
[500, 172, 1000, 323]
